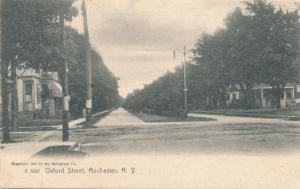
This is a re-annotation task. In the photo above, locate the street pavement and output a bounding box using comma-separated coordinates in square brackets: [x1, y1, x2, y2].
[94, 108, 143, 126]
[2, 109, 300, 188]
[2, 108, 300, 155]
[67, 108, 300, 155]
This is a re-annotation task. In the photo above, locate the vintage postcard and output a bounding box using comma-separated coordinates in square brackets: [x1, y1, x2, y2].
[1, 0, 300, 188]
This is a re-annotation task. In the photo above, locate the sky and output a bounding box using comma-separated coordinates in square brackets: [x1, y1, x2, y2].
[70, 0, 297, 97]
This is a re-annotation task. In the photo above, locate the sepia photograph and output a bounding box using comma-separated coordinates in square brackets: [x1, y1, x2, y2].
[1, 0, 300, 188]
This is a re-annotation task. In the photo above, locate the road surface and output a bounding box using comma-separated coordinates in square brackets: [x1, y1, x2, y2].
[3, 108, 300, 155]
[65, 108, 300, 155]
[94, 108, 143, 126]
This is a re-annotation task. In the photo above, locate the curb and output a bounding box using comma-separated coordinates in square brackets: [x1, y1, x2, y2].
[188, 111, 300, 121]
[73, 109, 113, 128]
[58, 109, 113, 129]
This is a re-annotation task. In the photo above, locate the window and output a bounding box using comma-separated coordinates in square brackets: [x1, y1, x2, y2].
[24, 81, 32, 103]
[17, 65, 23, 70]
[286, 89, 293, 99]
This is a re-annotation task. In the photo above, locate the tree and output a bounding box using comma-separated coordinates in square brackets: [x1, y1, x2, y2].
[244, 0, 300, 108]
[1, 0, 11, 142]
[65, 28, 121, 117]
[124, 67, 186, 116]
[124, 0, 300, 114]
[194, 29, 236, 109]
[224, 7, 260, 108]
[1, 0, 77, 140]
[193, 0, 300, 109]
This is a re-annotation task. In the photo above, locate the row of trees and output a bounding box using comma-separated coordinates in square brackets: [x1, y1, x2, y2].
[1, 0, 121, 142]
[65, 28, 122, 117]
[124, 0, 300, 115]
[124, 68, 186, 116]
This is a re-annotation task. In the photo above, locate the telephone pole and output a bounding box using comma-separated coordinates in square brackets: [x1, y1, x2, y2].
[82, 0, 93, 127]
[60, 13, 69, 141]
[183, 46, 188, 117]
[173, 46, 189, 117]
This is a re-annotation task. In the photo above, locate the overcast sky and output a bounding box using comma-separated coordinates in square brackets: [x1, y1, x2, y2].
[71, 0, 297, 97]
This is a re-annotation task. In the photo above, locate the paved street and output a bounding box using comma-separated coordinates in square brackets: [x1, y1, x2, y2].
[65, 108, 300, 155]
[3, 107, 300, 188]
[94, 108, 143, 126]
[3, 108, 300, 155]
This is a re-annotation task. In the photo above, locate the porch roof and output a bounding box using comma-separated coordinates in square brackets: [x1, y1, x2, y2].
[252, 84, 296, 90]
[49, 81, 63, 98]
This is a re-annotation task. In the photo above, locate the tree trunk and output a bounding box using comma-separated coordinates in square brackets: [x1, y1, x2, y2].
[245, 88, 254, 109]
[1, 0, 11, 143]
[218, 92, 226, 109]
[240, 83, 254, 109]
[11, 59, 18, 131]
[272, 86, 282, 109]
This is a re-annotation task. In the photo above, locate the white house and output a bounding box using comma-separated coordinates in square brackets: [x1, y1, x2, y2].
[0, 64, 63, 118]
[216, 83, 300, 109]
[253, 84, 300, 109]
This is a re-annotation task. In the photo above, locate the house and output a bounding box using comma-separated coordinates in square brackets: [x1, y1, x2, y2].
[215, 83, 300, 109]
[225, 84, 241, 107]
[0, 64, 63, 119]
[40, 71, 63, 118]
[16, 64, 42, 113]
[252, 84, 300, 109]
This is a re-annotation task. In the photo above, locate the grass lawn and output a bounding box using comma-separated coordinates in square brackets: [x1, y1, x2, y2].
[134, 112, 216, 122]
[192, 108, 300, 116]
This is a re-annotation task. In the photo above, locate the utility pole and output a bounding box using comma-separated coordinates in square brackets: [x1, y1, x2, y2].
[1, 0, 11, 143]
[82, 0, 93, 127]
[60, 13, 69, 141]
[173, 45, 189, 118]
[183, 46, 188, 117]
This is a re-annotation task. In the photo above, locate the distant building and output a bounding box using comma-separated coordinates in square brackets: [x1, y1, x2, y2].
[225, 84, 241, 107]
[253, 84, 300, 109]
[205, 83, 300, 109]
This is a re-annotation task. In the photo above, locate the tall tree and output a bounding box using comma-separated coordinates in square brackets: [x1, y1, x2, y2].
[65, 28, 121, 117]
[1, 0, 77, 139]
[1, 0, 11, 142]
[194, 30, 233, 109]
[245, 0, 300, 108]
[124, 67, 186, 116]
[125, 0, 300, 114]
[224, 7, 260, 108]
[193, 0, 300, 109]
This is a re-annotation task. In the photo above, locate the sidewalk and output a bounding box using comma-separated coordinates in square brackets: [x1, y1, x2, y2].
[0, 109, 112, 143]
[190, 109, 300, 120]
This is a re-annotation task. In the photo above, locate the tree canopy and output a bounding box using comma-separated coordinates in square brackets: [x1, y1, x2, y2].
[65, 28, 122, 117]
[124, 0, 300, 114]
[1, 0, 121, 118]
[1, 0, 78, 70]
